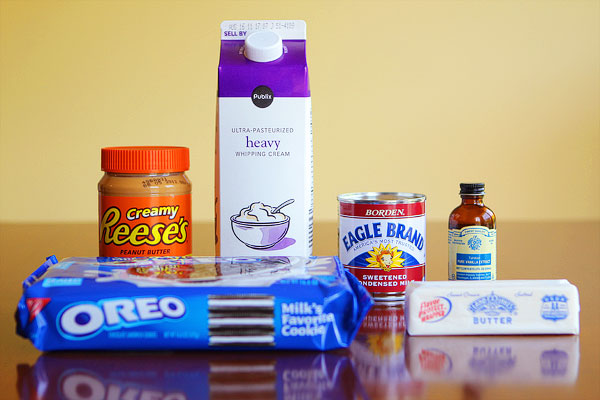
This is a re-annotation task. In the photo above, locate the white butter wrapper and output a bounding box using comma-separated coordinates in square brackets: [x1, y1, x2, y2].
[406, 335, 579, 384]
[406, 280, 580, 335]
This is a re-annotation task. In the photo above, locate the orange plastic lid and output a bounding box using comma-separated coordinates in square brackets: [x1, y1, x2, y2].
[101, 146, 190, 173]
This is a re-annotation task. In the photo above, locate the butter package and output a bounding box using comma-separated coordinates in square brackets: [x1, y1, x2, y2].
[406, 280, 579, 336]
[16, 256, 372, 351]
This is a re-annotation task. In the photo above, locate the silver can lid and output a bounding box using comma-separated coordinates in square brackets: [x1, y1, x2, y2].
[337, 192, 426, 204]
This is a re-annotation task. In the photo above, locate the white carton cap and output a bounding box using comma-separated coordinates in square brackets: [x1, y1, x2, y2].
[244, 31, 283, 62]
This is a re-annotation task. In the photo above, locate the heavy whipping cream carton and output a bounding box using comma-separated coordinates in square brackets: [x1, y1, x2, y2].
[217, 20, 313, 256]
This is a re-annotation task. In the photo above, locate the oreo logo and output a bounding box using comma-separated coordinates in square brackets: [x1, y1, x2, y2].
[251, 86, 274, 108]
[58, 296, 186, 339]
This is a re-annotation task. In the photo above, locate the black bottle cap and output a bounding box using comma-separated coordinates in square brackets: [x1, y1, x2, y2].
[460, 183, 485, 195]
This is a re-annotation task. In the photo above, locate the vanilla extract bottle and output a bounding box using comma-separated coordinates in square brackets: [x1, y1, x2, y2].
[448, 183, 496, 280]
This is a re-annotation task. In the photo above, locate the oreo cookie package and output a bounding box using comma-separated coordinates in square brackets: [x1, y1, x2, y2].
[16, 256, 372, 351]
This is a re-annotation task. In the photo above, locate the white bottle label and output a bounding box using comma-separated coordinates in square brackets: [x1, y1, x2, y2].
[448, 226, 496, 280]
[217, 97, 313, 257]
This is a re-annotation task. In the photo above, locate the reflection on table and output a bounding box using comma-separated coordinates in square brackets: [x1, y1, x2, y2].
[405, 334, 579, 385]
[350, 304, 425, 400]
[351, 302, 580, 399]
[17, 350, 360, 400]
[15, 302, 581, 400]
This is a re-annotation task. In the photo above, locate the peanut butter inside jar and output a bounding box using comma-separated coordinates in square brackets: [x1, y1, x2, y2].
[98, 146, 192, 257]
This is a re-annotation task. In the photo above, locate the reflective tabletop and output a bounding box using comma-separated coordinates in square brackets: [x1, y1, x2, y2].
[1, 221, 598, 399]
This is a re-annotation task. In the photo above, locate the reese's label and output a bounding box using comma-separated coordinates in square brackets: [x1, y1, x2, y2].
[99, 195, 191, 257]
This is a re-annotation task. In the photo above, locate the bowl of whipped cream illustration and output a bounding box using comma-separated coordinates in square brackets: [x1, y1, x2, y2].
[231, 200, 293, 249]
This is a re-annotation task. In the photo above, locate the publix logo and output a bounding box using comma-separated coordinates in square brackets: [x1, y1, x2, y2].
[58, 296, 186, 339]
[251, 85, 274, 108]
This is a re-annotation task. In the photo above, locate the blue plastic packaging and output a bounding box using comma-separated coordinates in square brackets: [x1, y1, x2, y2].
[18, 350, 365, 400]
[16, 256, 372, 351]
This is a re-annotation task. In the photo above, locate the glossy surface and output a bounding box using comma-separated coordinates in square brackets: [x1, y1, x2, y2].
[1, 221, 598, 399]
[448, 196, 496, 230]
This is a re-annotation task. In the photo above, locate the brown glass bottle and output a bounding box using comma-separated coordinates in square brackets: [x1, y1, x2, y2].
[448, 183, 496, 280]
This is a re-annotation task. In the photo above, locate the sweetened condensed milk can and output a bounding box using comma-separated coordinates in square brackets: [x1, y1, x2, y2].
[338, 192, 426, 301]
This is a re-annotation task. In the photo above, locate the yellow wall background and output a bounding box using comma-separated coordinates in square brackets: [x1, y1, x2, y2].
[1, 0, 598, 223]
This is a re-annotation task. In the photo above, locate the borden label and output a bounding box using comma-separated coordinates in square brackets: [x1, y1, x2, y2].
[99, 194, 191, 257]
[339, 202, 426, 295]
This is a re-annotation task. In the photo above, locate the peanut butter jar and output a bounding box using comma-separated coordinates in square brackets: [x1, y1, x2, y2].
[98, 146, 192, 257]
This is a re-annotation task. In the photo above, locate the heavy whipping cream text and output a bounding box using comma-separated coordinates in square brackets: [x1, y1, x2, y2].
[338, 193, 426, 301]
